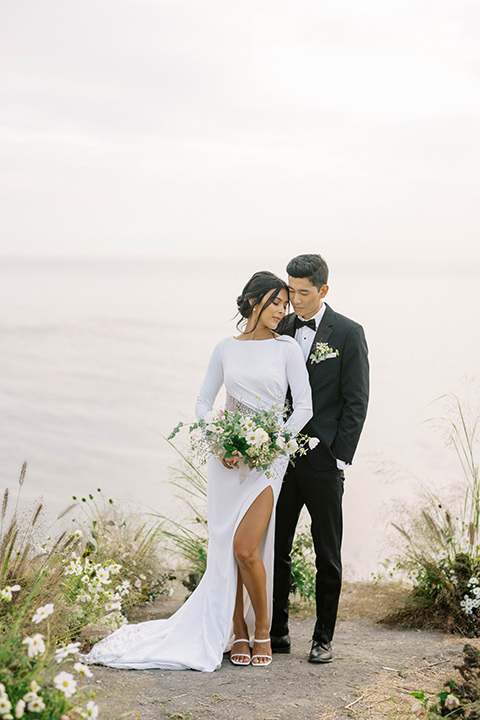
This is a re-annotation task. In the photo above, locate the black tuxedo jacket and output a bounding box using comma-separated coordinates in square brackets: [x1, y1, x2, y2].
[280, 303, 369, 468]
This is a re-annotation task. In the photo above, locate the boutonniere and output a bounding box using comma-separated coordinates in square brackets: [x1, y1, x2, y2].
[309, 342, 339, 365]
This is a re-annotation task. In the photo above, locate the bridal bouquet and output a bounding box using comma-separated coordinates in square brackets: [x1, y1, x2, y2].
[169, 406, 310, 477]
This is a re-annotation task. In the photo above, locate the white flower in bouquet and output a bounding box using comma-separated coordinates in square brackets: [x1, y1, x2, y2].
[245, 431, 257, 445]
[253, 428, 269, 446]
[285, 439, 299, 454]
[203, 410, 218, 424]
[276, 435, 286, 450]
[240, 417, 255, 434]
[15, 699, 26, 718]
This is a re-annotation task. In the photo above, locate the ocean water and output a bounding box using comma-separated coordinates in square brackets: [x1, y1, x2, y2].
[1, 254, 478, 578]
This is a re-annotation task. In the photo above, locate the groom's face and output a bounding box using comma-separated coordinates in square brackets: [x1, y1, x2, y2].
[288, 276, 328, 320]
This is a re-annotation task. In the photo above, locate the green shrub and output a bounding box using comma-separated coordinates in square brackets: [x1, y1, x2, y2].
[290, 530, 316, 604]
[0, 464, 175, 718]
[383, 393, 480, 636]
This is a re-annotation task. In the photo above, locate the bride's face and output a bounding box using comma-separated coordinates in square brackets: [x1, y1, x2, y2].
[255, 288, 289, 330]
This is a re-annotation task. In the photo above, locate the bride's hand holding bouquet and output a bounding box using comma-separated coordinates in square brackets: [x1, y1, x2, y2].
[169, 405, 311, 480]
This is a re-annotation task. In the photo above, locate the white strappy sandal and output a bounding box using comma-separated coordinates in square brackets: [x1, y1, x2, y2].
[230, 638, 251, 666]
[251, 637, 272, 667]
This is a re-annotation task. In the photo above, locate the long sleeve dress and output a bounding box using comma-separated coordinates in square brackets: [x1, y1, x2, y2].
[86, 335, 312, 672]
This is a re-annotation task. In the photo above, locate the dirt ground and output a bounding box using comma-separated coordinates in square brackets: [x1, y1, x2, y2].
[85, 583, 474, 720]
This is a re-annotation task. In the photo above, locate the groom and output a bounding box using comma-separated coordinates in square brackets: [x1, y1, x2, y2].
[271, 253, 369, 663]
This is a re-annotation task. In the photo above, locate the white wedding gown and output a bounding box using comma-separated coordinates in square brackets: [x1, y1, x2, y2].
[86, 335, 312, 672]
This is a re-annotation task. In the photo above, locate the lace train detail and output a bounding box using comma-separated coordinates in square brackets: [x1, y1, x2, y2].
[85, 623, 148, 665]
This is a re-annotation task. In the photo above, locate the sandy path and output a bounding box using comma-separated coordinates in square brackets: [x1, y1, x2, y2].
[89, 613, 466, 720]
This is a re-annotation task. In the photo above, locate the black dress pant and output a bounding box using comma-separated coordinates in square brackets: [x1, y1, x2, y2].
[272, 452, 344, 644]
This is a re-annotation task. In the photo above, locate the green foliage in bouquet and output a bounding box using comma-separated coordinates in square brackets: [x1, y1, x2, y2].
[169, 405, 309, 475]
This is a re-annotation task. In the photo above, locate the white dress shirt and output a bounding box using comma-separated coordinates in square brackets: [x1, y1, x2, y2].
[294, 303, 349, 472]
[294, 304, 327, 361]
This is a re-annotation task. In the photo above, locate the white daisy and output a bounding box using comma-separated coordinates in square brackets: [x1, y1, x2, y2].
[74, 662, 93, 677]
[53, 671, 77, 698]
[22, 634, 46, 658]
[0, 697, 12, 714]
[1, 585, 20, 602]
[86, 700, 99, 718]
[31, 603, 54, 624]
[95, 568, 110, 584]
[105, 601, 122, 612]
[0, 695, 12, 715]
[14, 699, 25, 718]
[55, 642, 81, 663]
[27, 696, 45, 713]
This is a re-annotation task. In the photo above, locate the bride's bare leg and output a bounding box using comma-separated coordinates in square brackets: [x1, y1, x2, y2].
[233, 487, 274, 665]
[230, 568, 250, 664]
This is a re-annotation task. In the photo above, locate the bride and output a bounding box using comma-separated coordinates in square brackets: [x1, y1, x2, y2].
[86, 271, 312, 672]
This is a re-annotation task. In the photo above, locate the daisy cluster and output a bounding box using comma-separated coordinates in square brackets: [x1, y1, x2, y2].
[0, 591, 100, 719]
[460, 576, 480, 615]
[64, 554, 129, 617]
[180, 406, 310, 474]
[435, 551, 459, 585]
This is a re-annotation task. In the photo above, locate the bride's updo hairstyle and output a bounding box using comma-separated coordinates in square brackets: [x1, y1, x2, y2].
[236, 271, 289, 332]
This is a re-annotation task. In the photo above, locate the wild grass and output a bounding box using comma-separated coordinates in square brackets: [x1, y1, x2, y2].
[0, 463, 175, 718]
[382, 393, 480, 637]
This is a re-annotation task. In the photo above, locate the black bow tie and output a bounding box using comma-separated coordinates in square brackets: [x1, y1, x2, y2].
[294, 316, 316, 331]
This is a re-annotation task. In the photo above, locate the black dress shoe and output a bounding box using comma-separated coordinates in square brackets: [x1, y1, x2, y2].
[270, 634, 291, 654]
[308, 640, 333, 663]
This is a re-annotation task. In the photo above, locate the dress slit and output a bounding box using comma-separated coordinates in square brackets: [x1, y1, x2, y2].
[84, 336, 312, 672]
[229, 482, 276, 645]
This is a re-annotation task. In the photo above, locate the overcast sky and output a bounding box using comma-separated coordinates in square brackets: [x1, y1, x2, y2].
[1, 0, 479, 263]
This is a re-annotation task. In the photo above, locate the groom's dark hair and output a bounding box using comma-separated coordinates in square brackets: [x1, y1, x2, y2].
[286, 254, 329, 290]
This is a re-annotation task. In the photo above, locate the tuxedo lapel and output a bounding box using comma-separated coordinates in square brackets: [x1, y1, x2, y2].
[280, 314, 296, 338]
[307, 304, 334, 376]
